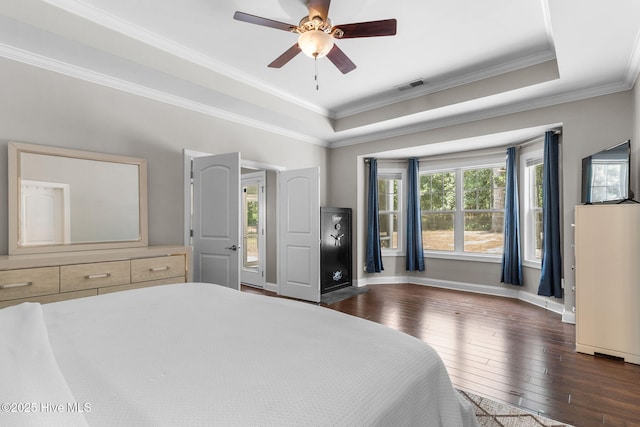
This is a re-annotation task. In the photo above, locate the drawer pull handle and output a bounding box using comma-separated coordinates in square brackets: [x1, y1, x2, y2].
[0, 281, 33, 289]
[85, 273, 111, 279]
[149, 266, 170, 272]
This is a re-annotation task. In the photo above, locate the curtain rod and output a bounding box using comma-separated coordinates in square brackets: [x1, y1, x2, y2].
[508, 128, 562, 149]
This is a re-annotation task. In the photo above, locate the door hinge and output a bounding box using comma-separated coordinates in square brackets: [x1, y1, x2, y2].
[261, 270, 264, 278]
[190, 229, 193, 237]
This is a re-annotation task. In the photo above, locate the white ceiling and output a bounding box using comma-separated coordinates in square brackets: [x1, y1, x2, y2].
[0, 0, 639, 151]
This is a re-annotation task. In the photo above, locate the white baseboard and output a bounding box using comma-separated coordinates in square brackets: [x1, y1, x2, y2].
[264, 282, 278, 293]
[517, 290, 566, 317]
[411, 276, 521, 299]
[562, 310, 576, 324]
[355, 275, 573, 322]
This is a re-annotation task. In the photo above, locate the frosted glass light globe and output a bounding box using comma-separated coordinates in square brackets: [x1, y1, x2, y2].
[298, 30, 334, 58]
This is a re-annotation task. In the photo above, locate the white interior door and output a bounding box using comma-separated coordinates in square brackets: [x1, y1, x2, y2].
[192, 153, 241, 290]
[277, 167, 320, 302]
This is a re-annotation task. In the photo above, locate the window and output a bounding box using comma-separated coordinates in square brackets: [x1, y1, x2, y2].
[462, 167, 505, 254]
[378, 172, 403, 252]
[419, 159, 506, 257]
[420, 171, 456, 251]
[524, 156, 544, 262]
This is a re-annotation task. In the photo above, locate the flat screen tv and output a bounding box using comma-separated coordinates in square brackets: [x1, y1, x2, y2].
[581, 140, 632, 204]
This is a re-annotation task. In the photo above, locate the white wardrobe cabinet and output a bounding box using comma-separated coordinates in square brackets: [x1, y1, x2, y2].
[574, 204, 640, 364]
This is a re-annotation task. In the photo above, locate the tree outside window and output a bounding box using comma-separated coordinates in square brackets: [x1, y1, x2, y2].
[526, 159, 544, 260]
[420, 171, 456, 251]
[463, 167, 506, 254]
[378, 177, 401, 249]
[419, 162, 505, 255]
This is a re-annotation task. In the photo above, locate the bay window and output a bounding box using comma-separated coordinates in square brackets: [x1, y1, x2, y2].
[419, 157, 506, 258]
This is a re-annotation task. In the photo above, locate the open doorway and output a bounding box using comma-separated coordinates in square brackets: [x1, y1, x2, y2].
[183, 149, 282, 292]
[184, 150, 321, 301]
[241, 171, 265, 288]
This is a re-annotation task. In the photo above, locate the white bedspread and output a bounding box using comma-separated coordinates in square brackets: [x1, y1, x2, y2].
[0, 303, 88, 427]
[6, 283, 478, 426]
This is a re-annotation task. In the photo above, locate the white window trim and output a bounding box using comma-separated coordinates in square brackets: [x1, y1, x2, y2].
[425, 250, 503, 263]
[378, 167, 406, 257]
[420, 154, 507, 262]
[521, 145, 544, 269]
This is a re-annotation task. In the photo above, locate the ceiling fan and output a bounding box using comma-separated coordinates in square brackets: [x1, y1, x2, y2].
[233, 0, 397, 74]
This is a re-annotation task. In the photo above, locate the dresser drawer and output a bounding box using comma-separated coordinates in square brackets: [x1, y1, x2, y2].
[61, 260, 131, 292]
[131, 255, 185, 283]
[0, 267, 59, 302]
[0, 289, 97, 309]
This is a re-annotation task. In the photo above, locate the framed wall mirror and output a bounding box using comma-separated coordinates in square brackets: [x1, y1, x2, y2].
[8, 142, 148, 255]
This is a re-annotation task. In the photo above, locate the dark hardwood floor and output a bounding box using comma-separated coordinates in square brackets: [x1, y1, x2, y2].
[241, 283, 640, 427]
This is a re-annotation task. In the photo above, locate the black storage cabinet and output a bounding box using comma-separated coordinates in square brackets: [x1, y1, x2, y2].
[320, 207, 352, 294]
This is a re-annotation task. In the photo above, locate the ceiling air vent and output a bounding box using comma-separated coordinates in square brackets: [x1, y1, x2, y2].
[395, 78, 425, 91]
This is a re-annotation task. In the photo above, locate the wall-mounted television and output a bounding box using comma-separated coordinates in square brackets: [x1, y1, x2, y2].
[581, 140, 632, 204]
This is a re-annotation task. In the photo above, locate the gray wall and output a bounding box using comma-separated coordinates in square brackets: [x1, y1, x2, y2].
[265, 170, 278, 285]
[0, 58, 328, 259]
[1, 54, 636, 315]
[327, 91, 635, 315]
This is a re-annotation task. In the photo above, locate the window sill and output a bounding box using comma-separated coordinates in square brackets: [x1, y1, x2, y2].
[522, 260, 542, 269]
[423, 251, 502, 264]
[382, 251, 406, 257]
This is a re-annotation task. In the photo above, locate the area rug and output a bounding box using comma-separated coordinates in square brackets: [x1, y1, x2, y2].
[458, 389, 573, 427]
[320, 286, 369, 304]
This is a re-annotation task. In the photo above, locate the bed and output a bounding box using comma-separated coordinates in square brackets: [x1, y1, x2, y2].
[0, 282, 478, 426]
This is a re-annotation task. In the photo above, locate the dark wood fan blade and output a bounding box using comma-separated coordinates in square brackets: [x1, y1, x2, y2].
[268, 43, 302, 68]
[307, 0, 331, 21]
[336, 19, 397, 38]
[326, 44, 356, 74]
[233, 11, 296, 32]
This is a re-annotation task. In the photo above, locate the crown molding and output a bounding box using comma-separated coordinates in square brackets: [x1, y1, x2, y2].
[38, 0, 564, 124]
[327, 79, 633, 149]
[27, 0, 640, 150]
[40, 0, 331, 118]
[0, 42, 327, 147]
[2, 37, 632, 152]
[624, 24, 640, 87]
[2, 6, 637, 153]
[330, 50, 557, 120]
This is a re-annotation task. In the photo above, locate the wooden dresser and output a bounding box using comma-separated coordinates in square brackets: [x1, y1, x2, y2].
[0, 245, 191, 309]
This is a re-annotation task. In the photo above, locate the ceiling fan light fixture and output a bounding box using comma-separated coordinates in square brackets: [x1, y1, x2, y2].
[234, 4, 397, 74]
[298, 30, 334, 58]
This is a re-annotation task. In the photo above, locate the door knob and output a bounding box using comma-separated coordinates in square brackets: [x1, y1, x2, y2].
[225, 244, 238, 251]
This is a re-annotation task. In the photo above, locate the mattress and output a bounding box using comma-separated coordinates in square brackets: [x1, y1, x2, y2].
[1, 283, 478, 426]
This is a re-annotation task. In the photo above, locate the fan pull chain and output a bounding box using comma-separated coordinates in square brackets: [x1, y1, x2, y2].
[314, 55, 319, 91]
